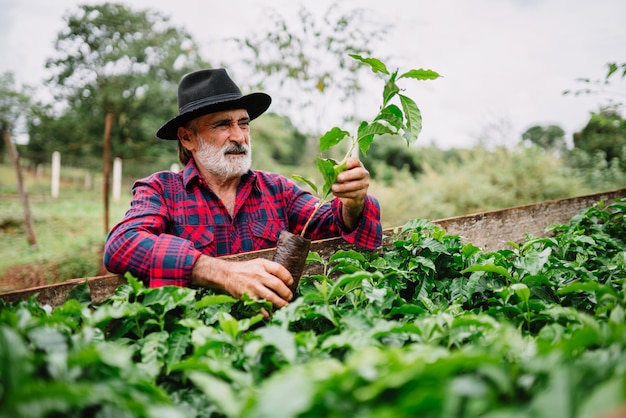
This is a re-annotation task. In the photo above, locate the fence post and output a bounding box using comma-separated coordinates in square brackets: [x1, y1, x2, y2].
[51, 151, 60, 199]
[112, 157, 122, 202]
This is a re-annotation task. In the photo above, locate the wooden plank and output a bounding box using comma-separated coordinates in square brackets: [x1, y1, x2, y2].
[433, 188, 626, 251]
[2, 188, 624, 308]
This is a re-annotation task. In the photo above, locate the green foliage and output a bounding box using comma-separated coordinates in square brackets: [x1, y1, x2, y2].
[521, 124, 566, 153]
[0, 72, 32, 134]
[370, 144, 594, 224]
[0, 72, 33, 161]
[2, 199, 626, 417]
[361, 134, 424, 178]
[25, 3, 208, 169]
[250, 113, 311, 167]
[235, 3, 387, 133]
[294, 55, 440, 236]
[564, 146, 626, 191]
[573, 108, 626, 163]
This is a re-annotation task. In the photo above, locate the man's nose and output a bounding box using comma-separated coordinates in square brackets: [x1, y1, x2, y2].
[229, 124, 247, 143]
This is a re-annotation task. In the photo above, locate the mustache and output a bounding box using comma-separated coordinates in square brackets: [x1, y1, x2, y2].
[223, 143, 249, 155]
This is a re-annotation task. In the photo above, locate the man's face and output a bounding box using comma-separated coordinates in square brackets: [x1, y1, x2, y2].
[184, 109, 252, 179]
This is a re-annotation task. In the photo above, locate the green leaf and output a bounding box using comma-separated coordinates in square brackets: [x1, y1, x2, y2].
[356, 121, 394, 155]
[399, 94, 422, 144]
[349, 54, 389, 75]
[557, 281, 618, 298]
[319, 127, 350, 152]
[510, 283, 530, 306]
[218, 312, 239, 338]
[316, 157, 338, 199]
[253, 325, 297, 363]
[382, 77, 400, 105]
[409, 255, 436, 272]
[244, 364, 315, 418]
[515, 247, 551, 276]
[194, 294, 237, 309]
[305, 251, 324, 264]
[65, 280, 92, 305]
[462, 263, 512, 281]
[578, 375, 626, 418]
[0, 326, 30, 398]
[139, 330, 168, 379]
[375, 104, 404, 131]
[188, 371, 242, 417]
[329, 272, 373, 299]
[164, 327, 190, 374]
[399, 68, 441, 80]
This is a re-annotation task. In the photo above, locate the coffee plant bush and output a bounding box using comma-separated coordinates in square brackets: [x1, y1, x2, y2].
[1, 199, 625, 417]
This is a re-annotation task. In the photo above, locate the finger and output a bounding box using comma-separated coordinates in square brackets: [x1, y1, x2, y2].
[343, 156, 362, 169]
[260, 288, 290, 308]
[332, 179, 369, 196]
[259, 259, 294, 287]
[259, 307, 270, 320]
[337, 166, 369, 184]
[262, 276, 293, 302]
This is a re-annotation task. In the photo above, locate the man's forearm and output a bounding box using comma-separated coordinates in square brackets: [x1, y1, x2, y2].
[341, 203, 364, 231]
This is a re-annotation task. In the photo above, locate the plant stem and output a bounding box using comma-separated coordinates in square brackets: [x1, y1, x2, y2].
[300, 201, 324, 237]
[300, 137, 357, 238]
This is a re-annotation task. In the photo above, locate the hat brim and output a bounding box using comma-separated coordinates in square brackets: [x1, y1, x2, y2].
[156, 92, 271, 140]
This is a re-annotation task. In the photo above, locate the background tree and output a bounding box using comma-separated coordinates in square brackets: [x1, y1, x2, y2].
[361, 137, 424, 180]
[0, 72, 37, 246]
[573, 108, 626, 163]
[233, 2, 387, 135]
[521, 124, 566, 153]
[564, 61, 626, 172]
[251, 113, 310, 168]
[38, 2, 208, 232]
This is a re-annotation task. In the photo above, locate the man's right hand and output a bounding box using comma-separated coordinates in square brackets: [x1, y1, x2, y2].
[190, 255, 294, 309]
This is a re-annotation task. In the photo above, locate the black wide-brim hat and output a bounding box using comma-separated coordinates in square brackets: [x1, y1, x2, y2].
[156, 68, 271, 140]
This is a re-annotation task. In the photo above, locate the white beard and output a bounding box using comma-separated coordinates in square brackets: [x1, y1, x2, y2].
[195, 135, 252, 179]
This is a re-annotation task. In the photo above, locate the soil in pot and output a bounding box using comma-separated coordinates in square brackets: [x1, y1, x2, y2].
[272, 230, 311, 294]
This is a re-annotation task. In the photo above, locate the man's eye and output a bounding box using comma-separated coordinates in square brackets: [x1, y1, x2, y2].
[239, 121, 250, 128]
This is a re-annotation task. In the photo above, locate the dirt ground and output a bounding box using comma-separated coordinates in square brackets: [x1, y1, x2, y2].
[0, 259, 109, 294]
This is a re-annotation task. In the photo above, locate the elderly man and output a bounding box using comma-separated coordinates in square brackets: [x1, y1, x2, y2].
[103, 68, 382, 309]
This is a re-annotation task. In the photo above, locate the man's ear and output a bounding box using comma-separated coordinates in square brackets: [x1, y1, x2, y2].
[177, 126, 191, 142]
[177, 127, 195, 151]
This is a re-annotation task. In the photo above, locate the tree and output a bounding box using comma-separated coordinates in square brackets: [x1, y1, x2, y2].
[233, 3, 388, 135]
[41, 2, 208, 233]
[251, 113, 310, 167]
[0, 72, 37, 246]
[521, 124, 566, 153]
[573, 107, 626, 163]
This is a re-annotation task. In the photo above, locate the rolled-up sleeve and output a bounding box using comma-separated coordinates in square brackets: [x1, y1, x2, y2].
[330, 195, 382, 249]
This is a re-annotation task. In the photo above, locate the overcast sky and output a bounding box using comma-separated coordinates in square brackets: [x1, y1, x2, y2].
[1, 0, 624, 149]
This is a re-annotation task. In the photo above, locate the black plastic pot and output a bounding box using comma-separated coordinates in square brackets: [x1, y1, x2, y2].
[272, 230, 311, 294]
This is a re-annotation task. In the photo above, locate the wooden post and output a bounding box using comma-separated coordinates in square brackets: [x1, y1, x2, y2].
[51, 151, 60, 199]
[3, 129, 37, 247]
[112, 157, 122, 203]
[102, 113, 113, 235]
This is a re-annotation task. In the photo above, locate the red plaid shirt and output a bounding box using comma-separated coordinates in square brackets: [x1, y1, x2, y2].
[103, 159, 382, 287]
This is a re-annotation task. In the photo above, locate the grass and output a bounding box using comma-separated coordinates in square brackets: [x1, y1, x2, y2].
[0, 163, 129, 291]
